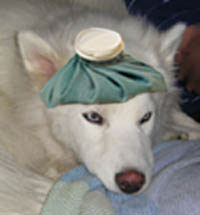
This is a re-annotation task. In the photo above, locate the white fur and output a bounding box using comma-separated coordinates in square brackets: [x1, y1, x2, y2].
[0, 0, 200, 214]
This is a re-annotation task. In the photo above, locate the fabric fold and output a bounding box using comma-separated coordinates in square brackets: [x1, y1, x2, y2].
[40, 54, 167, 108]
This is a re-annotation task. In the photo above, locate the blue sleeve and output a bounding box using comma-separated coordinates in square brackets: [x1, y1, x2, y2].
[125, 0, 200, 31]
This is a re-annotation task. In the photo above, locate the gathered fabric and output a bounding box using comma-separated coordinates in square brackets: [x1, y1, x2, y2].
[40, 54, 167, 108]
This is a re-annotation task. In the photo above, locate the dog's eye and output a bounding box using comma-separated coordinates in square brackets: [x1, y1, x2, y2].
[82, 112, 104, 125]
[139, 112, 152, 125]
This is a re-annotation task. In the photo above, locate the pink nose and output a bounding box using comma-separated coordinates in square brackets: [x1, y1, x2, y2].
[115, 169, 145, 194]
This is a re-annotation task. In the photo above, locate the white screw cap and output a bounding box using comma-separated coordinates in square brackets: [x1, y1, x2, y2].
[75, 27, 124, 61]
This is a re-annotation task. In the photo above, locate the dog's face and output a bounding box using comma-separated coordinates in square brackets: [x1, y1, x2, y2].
[17, 16, 185, 193]
[47, 93, 155, 193]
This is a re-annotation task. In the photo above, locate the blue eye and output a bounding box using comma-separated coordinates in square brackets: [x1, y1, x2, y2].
[83, 112, 104, 125]
[139, 112, 152, 125]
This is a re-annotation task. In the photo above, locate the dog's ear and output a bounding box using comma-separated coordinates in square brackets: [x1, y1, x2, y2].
[18, 31, 60, 90]
[160, 24, 186, 64]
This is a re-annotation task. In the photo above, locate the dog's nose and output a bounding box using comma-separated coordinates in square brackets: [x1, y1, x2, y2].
[115, 169, 145, 194]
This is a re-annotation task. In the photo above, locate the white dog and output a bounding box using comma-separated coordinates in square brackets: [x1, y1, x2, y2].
[0, 0, 200, 214]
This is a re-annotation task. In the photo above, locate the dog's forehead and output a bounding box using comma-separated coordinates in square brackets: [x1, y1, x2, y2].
[92, 93, 154, 115]
[52, 93, 154, 118]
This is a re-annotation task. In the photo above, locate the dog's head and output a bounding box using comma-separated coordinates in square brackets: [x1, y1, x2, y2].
[17, 16, 185, 194]
[47, 93, 156, 193]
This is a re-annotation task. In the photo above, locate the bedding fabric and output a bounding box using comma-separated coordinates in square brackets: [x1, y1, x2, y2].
[42, 140, 200, 215]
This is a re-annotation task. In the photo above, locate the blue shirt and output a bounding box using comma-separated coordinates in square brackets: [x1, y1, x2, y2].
[125, 0, 200, 30]
[124, 0, 200, 120]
